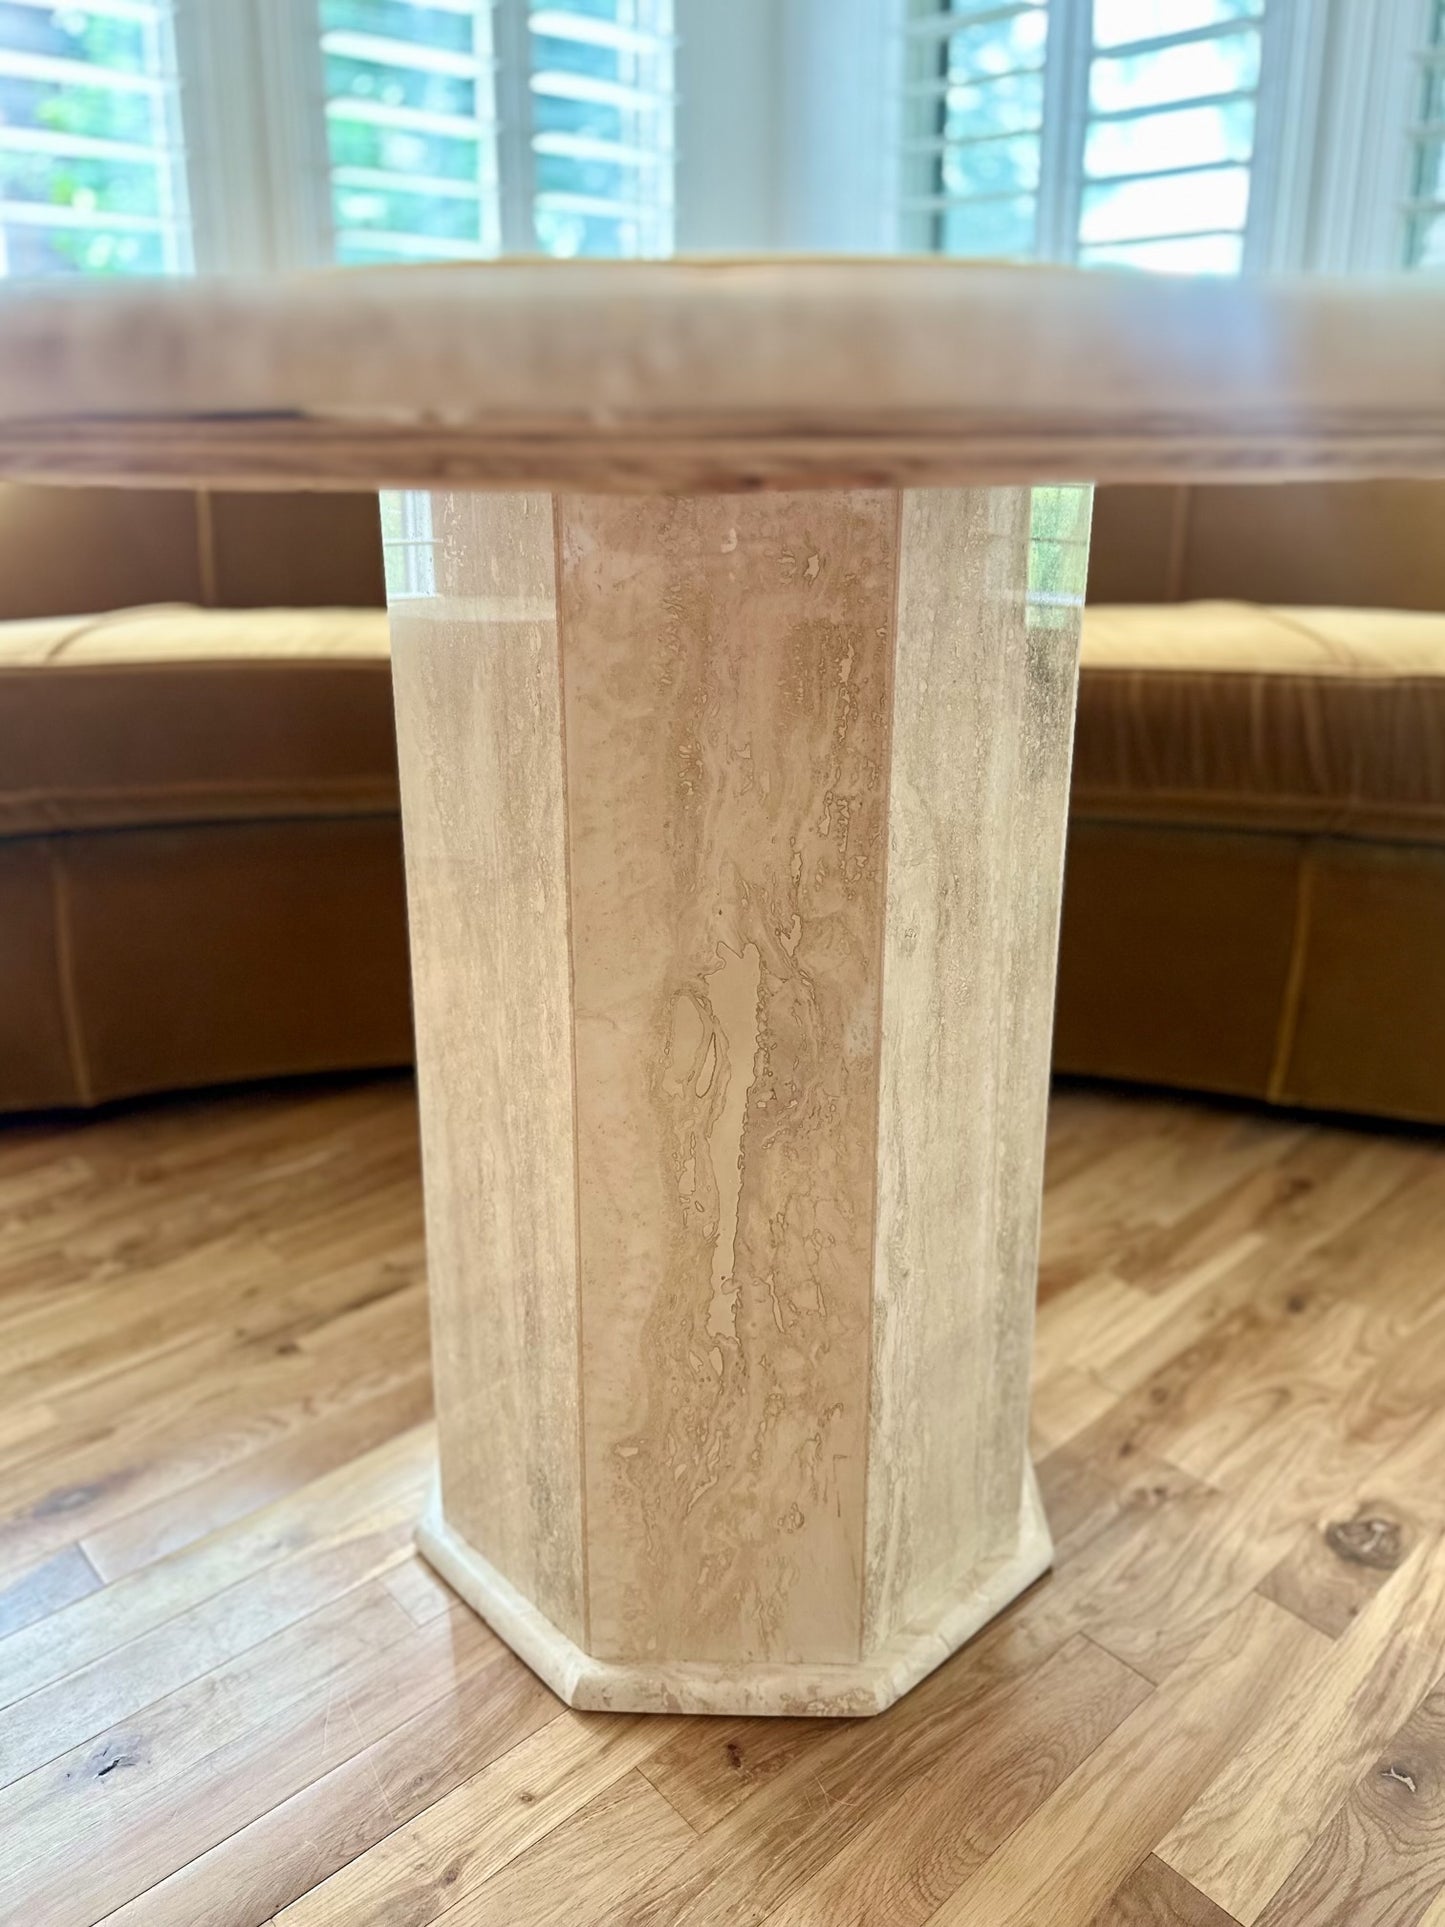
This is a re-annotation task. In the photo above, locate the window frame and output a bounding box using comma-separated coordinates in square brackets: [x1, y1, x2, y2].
[893, 0, 1312, 273]
[843, 0, 1445, 273]
[0, 0, 195, 280]
[174, 0, 674, 274]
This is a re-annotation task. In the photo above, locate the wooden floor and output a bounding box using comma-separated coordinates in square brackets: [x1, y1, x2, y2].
[2, 1075, 1444, 1926]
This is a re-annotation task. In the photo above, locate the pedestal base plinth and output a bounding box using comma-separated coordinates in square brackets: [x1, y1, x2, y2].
[419, 1471, 1051, 1717]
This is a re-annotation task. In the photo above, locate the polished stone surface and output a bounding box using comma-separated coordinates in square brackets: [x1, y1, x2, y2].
[389, 484, 1091, 1712]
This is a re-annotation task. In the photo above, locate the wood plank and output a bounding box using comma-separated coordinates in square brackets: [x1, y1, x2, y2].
[1038, 1109, 1297, 1304]
[1, 1502, 418, 1787]
[926, 1594, 1321, 1927]
[424, 1770, 693, 1927]
[1058, 1417, 1346, 1684]
[275, 1713, 686, 1927]
[1254, 1676, 1445, 1927]
[1156, 1533, 1445, 1923]
[82, 1367, 433, 1581]
[0, 1579, 423, 1925]
[1089, 1856, 1242, 1926]
[1258, 1500, 1416, 1638]
[760, 1636, 1152, 1927]
[100, 1635, 560, 1927]
[0, 1543, 99, 1640]
[382, 1554, 461, 1628]
[616, 1621, 1153, 1927]
[1031, 1367, 1119, 1457]
[0, 1423, 433, 1712]
[3, 1075, 1444, 1923]
[1073, 1153, 1445, 1483]
[638, 1716, 832, 1834]
[0, 1285, 431, 1574]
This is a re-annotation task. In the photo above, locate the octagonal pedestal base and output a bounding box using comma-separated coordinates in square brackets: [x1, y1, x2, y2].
[419, 1470, 1051, 1718]
[388, 483, 1090, 1718]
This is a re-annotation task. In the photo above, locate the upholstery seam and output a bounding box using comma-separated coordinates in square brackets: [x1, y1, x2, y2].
[1268, 844, 1317, 1105]
[48, 841, 94, 1106]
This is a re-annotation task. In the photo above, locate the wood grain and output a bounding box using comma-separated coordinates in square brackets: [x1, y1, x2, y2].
[421, 1770, 693, 1927]
[2, 1075, 1444, 1923]
[1158, 1533, 1445, 1923]
[636, 1715, 832, 1833]
[1254, 1676, 1445, 1927]
[0, 1542, 99, 1638]
[100, 1637, 558, 1927]
[930, 1594, 1324, 1926]
[0, 263, 1441, 490]
[276, 1713, 683, 1927]
[1090, 1856, 1242, 1926]
[761, 1635, 1151, 1927]
[1258, 1498, 1416, 1638]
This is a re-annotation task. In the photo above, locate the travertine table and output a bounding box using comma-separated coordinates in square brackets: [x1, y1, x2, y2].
[1, 262, 1439, 1716]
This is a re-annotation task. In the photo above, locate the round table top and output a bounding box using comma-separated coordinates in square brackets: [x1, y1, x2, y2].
[0, 259, 1441, 494]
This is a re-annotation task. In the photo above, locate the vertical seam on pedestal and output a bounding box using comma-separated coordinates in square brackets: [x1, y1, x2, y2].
[552, 494, 592, 1652]
[858, 487, 905, 1662]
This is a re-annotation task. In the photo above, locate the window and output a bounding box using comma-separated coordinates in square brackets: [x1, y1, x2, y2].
[0, 0, 190, 278]
[900, 0, 1050, 259]
[381, 488, 438, 596]
[0, 0, 671, 279]
[902, 0, 1272, 272]
[1027, 484, 1091, 631]
[319, 0, 503, 264]
[317, 0, 672, 263]
[1405, 0, 1444, 266]
[530, 4, 673, 256]
[1078, 0, 1263, 273]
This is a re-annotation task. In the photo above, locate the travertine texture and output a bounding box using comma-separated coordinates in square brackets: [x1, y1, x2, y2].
[558, 494, 895, 1666]
[2, 263, 1442, 489]
[389, 492, 585, 1644]
[391, 484, 1090, 1713]
[866, 488, 1088, 1647]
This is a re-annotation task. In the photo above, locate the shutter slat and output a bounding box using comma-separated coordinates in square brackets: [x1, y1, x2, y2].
[902, 0, 1267, 273]
[0, 0, 189, 279]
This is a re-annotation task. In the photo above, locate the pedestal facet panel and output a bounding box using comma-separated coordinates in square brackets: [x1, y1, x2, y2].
[385, 483, 1091, 1715]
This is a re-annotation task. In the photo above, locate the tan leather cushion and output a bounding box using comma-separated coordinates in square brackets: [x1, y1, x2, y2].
[1076, 603, 1445, 844]
[0, 605, 395, 835]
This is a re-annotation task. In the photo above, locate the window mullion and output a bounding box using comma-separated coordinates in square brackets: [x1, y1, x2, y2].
[1241, 0, 1325, 273]
[172, 0, 268, 272]
[494, 0, 538, 251]
[1036, 0, 1090, 262]
[255, 0, 333, 269]
[1360, 0, 1435, 269]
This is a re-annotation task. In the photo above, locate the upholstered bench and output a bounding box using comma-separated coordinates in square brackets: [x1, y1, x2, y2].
[0, 604, 406, 1110]
[1058, 600, 1445, 1124]
[3, 595, 1443, 1124]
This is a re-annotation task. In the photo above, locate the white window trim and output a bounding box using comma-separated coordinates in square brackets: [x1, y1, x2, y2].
[0, 0, 194, 279]
[1310, 0, 1435, 273]
[493, 0, 539, 254]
